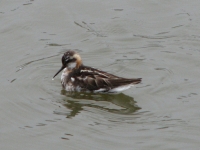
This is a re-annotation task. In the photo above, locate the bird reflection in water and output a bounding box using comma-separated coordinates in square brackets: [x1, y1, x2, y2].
[59, 90, 141, 118]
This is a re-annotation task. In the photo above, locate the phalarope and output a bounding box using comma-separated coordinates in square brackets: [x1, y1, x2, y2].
[53, 50, 142, 92]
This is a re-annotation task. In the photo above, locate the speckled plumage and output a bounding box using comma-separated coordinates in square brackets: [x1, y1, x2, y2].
[53, 50, 142, 93]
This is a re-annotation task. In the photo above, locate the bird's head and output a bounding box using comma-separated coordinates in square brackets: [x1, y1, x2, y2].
[53, 50, 82, 79]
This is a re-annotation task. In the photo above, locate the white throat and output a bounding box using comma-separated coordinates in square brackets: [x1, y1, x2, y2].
[68, 62, 76, 69]
[61, 68, 69, 82]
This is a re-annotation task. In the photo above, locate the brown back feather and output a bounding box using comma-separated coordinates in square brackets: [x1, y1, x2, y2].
[68, 65, 142, 91]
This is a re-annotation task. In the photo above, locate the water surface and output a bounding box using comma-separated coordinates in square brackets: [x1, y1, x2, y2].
[1, 0, 200, 149]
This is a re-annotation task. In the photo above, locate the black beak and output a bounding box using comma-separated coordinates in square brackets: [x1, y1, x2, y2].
[52, 65, 65, 79]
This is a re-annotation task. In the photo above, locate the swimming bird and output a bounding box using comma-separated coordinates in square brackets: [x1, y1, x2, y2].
[53, 50, 142, 93]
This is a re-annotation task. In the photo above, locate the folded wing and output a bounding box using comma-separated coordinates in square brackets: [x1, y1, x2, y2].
[71, 65, 142, 92]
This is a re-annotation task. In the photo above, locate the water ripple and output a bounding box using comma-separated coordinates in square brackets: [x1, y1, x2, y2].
[133, 34, 176, 39]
